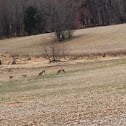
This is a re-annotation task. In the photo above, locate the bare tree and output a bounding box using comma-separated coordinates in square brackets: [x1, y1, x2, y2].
[42, 39, 67, 63]
[54, 0, 74, 41]
[1, 0, 126, 38]
[43, 0, 74, 41]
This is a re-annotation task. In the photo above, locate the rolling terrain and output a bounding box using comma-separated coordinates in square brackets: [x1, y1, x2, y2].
[0, 57, 126, 125]
[0, 24, 126, 125]
[0, 24, 126, 56]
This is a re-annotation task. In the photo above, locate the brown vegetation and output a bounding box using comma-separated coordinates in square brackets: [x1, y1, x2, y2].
[0, 57, 126, 125]
[1, 0, 126, 38]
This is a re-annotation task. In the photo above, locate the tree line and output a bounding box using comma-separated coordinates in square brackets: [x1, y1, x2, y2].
[0, 0, 126, 40]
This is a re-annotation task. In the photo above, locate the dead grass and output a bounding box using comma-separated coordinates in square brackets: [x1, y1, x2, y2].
[0, 24, 126, 125]
[1, 24, 126, 56]
[0, 57, 126, 125]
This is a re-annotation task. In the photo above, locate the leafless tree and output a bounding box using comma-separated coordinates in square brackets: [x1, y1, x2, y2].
[43, 0, 74, 41]
[43, 39, 67, 63]
[1, 0, 126, 38]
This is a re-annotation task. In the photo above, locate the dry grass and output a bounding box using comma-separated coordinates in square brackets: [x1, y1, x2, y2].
[0, 24, 126, 56]
[0, 24, 126, 125]
[0, 57, 126, 125]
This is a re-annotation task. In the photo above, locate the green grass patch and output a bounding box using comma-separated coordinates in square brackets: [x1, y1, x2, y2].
[0, 80, 41, 95]
[1, 59, 126, 98]
[35, 82, 124, 98]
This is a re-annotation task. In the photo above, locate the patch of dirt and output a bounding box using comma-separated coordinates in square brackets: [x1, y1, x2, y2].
[8, 102, 25, 105]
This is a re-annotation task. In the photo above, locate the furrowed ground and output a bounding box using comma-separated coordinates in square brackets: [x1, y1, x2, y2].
[0, 24, 126, 125]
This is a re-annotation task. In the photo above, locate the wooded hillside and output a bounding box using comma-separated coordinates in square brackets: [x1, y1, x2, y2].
[0, 0, 126, 38]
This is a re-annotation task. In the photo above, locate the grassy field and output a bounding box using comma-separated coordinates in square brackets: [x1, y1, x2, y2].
[0, 24, 126, 55]
[0, 57, 126, 125]
[0, 24, 126, 125]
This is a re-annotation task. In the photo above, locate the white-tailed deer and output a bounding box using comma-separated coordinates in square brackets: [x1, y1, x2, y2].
[12, 59, 16, 65]
[9, 76, 14, 79]
[103, 52, 106, 57]
[38, 70, 46, 77]
[22, 75, 27, 78]
[8, 68, 11, 72]
[57, 69, 65, 75]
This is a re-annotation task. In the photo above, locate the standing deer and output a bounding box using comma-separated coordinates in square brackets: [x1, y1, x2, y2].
[22, 75, 27, 78]
[103, 52, 106, 57]
[57, 69, 65, 75]
[12, 59, 16, 65]
[8, 68, 11, 72]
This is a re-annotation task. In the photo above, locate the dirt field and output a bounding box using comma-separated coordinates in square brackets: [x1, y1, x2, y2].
[0, 24, 126, 55]
[0, 56, 126, 126]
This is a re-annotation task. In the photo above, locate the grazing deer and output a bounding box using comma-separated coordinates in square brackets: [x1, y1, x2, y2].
[22, 75, 27, 78]
[9, 76, 14, 79]
[57, 69, 65, 75]
[38, 70, 46, 77]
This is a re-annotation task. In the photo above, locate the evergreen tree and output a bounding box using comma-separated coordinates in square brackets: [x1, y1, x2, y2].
[24, 6, 37, 35]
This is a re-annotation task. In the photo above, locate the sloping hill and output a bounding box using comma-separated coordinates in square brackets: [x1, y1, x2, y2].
[0, 24, 126, 56]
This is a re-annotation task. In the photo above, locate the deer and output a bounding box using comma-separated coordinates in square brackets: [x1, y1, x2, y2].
[38, 70, 46, 77]
[9, 76, 14, 79]
[8, 68, 11, 72]
[12, 58, 16, 65]
[103, 52, 106, 57]
[22, 75, 27, 78]
[57, 69, 65, 75]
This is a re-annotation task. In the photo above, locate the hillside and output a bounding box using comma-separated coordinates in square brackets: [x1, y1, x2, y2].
[1, 0, 126, 38]
[0, 53, 126, 125]
[0, 24, 126, 56]
[1, 23, 126, 126]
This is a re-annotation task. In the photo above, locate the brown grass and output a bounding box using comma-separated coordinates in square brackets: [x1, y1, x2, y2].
[0, 24, 126, 125]
[0, 57, 126, 125]
[0, 24, 126, 56]
[8, 102, 25, 105]
[68, 49, 126, 60]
